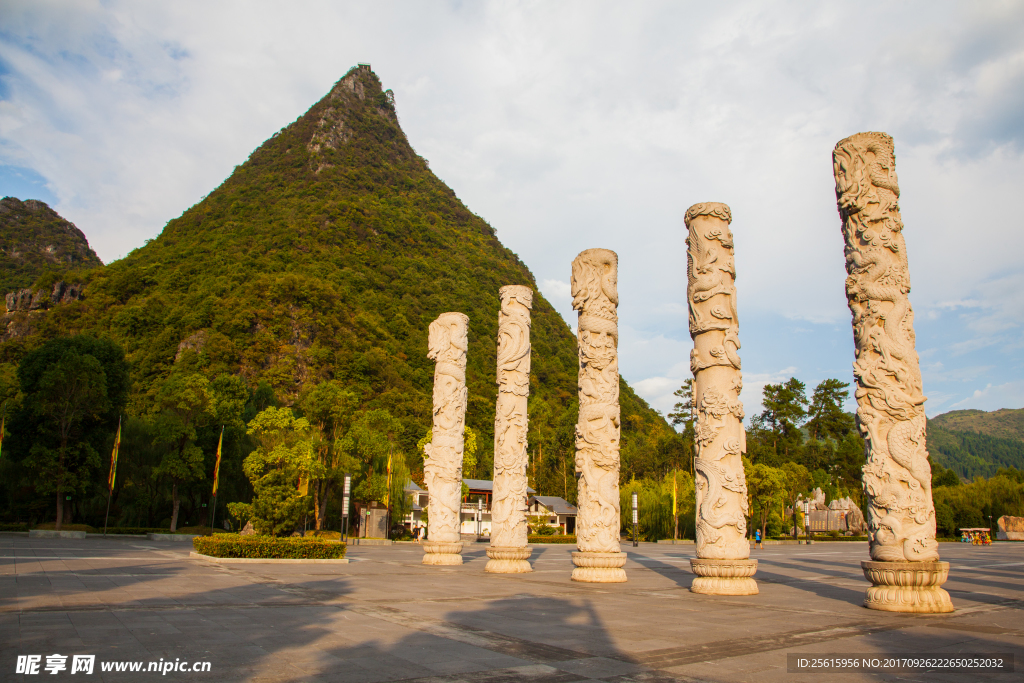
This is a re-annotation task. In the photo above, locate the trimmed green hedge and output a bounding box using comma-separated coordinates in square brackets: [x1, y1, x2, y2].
[193, 534, 346, 559]
[528, 535, 576, 544]
[0, 523, 29, 532]
[33, 523, 96, 532]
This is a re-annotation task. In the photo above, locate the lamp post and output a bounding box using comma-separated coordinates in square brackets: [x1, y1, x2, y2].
[341, 474, 351, 543]
[476, 498, 483, 538]
[631, 491, 638, 548]
[803, 501, 811, 545]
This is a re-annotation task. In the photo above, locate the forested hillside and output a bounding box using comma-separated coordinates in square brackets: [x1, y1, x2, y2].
[930, 408, 1024, 443]
[0, 197, 103, 295]
[927, 408, 1024, 479]
[0, 65, 683, 531]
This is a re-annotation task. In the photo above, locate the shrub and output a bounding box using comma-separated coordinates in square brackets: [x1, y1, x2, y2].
[193, 534, 346, 559]
[0, 523, 29, 532]
[307, 530, 341, 540]
[528, 535, 576, 544]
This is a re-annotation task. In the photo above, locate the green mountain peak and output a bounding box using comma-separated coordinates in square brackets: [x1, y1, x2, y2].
[0, 197, 103, 297]
[1, 65, 681, 485]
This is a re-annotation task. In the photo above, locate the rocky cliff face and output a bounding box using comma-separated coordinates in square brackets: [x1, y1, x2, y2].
[0, 197, 102, 295]
[5, 281, 83, 312]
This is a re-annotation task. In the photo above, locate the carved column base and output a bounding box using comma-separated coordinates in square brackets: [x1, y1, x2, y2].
[485, 546, 533, 573]
[861, 561, 954, 613]
[689, 558, 758, 595]
[571, 551, 627, 583]
[421, 541, 463, 566]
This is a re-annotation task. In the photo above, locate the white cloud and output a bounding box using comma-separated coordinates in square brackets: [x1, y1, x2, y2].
[949, 381, 1024, 412]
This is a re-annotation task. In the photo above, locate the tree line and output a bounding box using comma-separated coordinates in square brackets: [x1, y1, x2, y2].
[1, 333, 1018, 539]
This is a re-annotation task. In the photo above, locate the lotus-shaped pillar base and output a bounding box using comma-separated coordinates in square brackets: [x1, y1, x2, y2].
[484, 546, 533, 573]
[571, 551, 627, 583]
[861, 561, 954, 613]
[421, 541, 463, 566]
[689, 558, 758, 595]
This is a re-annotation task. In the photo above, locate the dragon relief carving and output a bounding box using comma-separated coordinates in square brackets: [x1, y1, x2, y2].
[423, 312, 469, 547]
[686, 203, 750, 561]
[490, 286, 533, 550]
[834, 132, 939, 563]
[571, 249, 622, 555]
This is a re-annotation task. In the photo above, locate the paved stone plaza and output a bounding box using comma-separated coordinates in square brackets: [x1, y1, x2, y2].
[2, 535, 1022, 682]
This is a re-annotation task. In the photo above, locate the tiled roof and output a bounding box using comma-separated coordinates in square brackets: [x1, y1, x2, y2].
[529, 496, 577, 515]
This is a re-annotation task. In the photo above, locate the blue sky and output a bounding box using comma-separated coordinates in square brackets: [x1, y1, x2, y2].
[1, 1, 1022, 421]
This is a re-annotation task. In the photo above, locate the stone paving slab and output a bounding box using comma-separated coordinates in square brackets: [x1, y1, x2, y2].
[1, 537, 1021, 681]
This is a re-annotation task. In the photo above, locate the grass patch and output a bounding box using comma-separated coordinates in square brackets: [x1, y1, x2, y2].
[0, 523, 29, 532]
[193, 534, 346, 559]
[528, 535, 576, 544]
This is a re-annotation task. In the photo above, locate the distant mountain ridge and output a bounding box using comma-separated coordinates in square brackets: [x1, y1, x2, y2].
[930, 408, 1024, 443]
[0, 197, 103, 296]
[927, 407, 1024, 479]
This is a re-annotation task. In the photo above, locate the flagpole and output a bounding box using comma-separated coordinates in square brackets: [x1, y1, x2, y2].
[103, 490, 112, 537]
[103, 416, 121, 537]
[210, 426, 224, 536]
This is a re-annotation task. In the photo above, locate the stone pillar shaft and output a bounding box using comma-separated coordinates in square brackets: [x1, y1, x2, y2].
[685, 202, 757, 595]
[833, 132, 952, 612]
[486, 286, 534, 573]
[422, 312, 469, 566]
[571, 248, 626, 583]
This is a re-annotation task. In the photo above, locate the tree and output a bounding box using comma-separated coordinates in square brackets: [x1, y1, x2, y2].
[28, 352, 107, 529]
[300, 381, 358, 530]
[781, 461, 812, 537]
[746, 461, 788, 543]
[229, 407, 313, 535]
[806, 379, 855, 442]
[16, 335, 129, 530]
[757, 378, 808, 463]
[151, 373, 214, 531]
[349, 409, 405, 509]
[667, 379, 694, 431]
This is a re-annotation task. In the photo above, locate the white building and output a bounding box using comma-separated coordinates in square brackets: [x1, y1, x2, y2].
[528, 496, 577, 535]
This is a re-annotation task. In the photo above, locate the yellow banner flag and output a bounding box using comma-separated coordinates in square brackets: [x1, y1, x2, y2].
[212, 427, 224, 497]
[108, 418, 121, 492]
[384, 452, 392, 507]
[672, 470, 678, 517]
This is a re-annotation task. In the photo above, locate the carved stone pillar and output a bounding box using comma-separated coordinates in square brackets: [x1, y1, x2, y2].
[685, 202, 757, 595]
[422, 312, 469, 566]
[833, 132, 953, 612]
[486, 286, 534, 573]
[571, 248, 626, 583]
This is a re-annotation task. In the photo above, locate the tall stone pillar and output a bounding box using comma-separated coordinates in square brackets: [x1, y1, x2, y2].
[685, 202, 758, 595]
[486, 285, 534, 573]
[571, 248, 627, 583]
[833, 132, 953, 613]
[422, 312, 469, 566]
